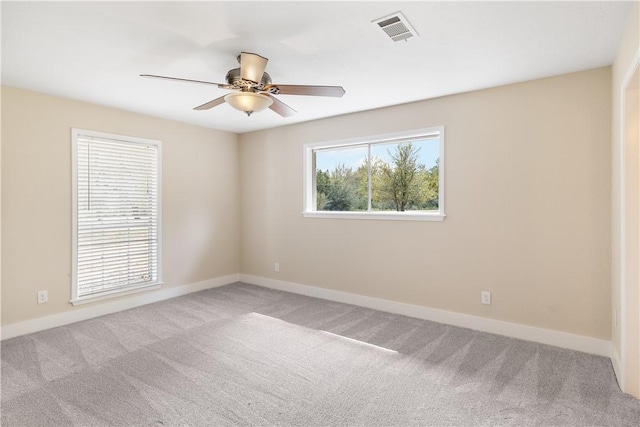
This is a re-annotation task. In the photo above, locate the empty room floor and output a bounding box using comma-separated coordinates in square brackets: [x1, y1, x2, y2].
[2, 283, 639, 426]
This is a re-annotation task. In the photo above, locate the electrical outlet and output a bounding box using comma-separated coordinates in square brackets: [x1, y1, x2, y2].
[274, 262, 280, 272]
[37, 290, 48, 304]
[481, 291, 491, 305]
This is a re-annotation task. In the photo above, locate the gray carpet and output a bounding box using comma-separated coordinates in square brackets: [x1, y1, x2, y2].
[1, 282, 639, 426]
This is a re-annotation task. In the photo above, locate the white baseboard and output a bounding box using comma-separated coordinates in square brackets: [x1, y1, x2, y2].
[610, 343, 625, 390]
[3, 272, 614, 361]
[1, 274, 240, 340]
[240, 274, 613, 358]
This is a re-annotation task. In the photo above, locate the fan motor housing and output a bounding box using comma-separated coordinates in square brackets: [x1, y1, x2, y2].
[225, 68, 272, 91]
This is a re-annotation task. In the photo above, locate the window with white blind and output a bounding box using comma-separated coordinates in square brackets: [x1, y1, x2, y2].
[71, 129, 162, 305]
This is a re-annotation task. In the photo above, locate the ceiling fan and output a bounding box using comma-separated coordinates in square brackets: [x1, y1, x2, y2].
[141, 52, 346, 117]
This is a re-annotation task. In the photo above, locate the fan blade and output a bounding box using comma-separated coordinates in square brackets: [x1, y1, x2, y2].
[268, 84, 345, 97]
[240, 52, 268, 83]
[193, 95, 227, 110]
[265, 94, 297, 117]
[141, 74, 228, 88]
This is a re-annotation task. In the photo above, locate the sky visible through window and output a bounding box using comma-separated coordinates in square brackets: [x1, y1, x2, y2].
[315, 138, 439, 172]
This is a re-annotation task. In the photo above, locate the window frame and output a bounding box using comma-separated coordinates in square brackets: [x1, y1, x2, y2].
[303, 126, 445, 221]
[71, 128, 163, 306]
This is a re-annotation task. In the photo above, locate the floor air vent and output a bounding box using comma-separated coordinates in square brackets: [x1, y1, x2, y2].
[372, 11, 418, 42]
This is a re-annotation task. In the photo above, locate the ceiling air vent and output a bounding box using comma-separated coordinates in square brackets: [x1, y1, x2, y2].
[372, 11, 418, 42]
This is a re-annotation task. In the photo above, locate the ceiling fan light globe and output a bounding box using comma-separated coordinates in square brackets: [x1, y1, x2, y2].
[224, 92, 273, 115]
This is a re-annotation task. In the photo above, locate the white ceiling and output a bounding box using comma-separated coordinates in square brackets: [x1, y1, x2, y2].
[1, 1, 633, 134]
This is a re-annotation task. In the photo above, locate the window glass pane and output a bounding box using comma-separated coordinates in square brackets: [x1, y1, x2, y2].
[370, 138, 439, 212]
[314, 145, 368, 211]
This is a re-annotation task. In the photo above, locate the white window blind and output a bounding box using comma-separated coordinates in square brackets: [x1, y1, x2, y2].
[72, 129, 162, 304]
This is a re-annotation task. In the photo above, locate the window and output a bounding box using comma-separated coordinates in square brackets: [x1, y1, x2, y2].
[71, 129, 162, 305]
[304, 127, 444, 221]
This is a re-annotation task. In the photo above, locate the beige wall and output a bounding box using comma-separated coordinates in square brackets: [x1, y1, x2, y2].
[240, 67, 612, 340]
[611, 2, 640, 398]
[1, 86, 240, 326]
[0, 65, 619, 348]
[623, 68, 639, 397]
[1, 87, 3, 332]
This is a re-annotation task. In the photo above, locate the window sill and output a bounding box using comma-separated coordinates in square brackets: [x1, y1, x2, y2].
[303, 211, 446, 221]
[70, 282, 163, 306]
